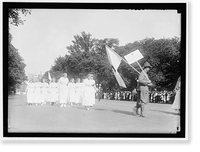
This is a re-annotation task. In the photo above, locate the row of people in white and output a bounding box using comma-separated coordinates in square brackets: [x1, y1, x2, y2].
[26, 73, 96, 110]
[58, 74, 84, 107]
[26, 78, 59, 105]
[58, 73, 96, 110]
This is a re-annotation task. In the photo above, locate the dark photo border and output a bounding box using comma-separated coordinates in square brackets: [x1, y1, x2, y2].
[3, 2, 187, 139]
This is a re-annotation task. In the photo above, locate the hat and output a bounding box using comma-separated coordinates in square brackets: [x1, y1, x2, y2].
[63, 73, 67, 77]
[87, 73, 93, 77]
[143, 61, 152, 69]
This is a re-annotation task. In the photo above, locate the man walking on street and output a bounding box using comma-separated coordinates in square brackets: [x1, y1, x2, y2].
[133, 62, 153, 117]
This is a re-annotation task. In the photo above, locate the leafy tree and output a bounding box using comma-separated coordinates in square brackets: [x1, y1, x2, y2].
[116, 37, 181, 90]
[8, 9, 31, 93]
[67, 31, 96, 54]
[50, 31, 180, 92]
[51, 32, 121, 91]
[9, 9, 31, 26]
[8, 33, 27, 92]
[140, 37, 180, 90]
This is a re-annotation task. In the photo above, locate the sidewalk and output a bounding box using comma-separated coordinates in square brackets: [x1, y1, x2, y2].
[8, 94, 178, 133]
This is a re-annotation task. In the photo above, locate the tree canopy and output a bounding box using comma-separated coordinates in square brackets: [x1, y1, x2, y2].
[8, 33, 27, 92]
[9, 9, 31, 26]
[48, 32, 180, 92]
[8, 9, 31, 93]
[7, 9, 181, 93]
[116, 37, 181, 90]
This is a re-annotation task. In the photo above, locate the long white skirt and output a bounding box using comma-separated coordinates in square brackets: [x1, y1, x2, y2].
[69, 88, 76, 103]
[40, 88, 48, 103]
[75, 90, 82, 104]
[27, 88, 34, 103]
[33, 88, 41, 104]
[59, 85, 68, 104]
[82, 86, 95, 106]
[172, 89, 180, 110]
[50, 88, 58, 102]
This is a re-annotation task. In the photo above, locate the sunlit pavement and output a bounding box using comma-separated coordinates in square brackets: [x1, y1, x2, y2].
[8, 94, 178, 133]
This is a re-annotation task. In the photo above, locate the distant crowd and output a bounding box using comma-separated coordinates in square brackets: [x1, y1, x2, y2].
[98, 89, 176, 104]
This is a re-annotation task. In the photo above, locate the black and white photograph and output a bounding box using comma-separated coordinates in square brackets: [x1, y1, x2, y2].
[2, 2, 187, 140]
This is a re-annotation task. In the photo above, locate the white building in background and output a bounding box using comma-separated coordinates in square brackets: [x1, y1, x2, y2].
[26, 73, 39, 81]
[26, 72, 43, 82]
[15, 73, 43, 94]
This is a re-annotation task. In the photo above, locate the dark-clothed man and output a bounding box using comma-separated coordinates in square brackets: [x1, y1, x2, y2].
[97, 84, 103, 102]
[133, 62, 153, 117]
[132, 88, 137, 101]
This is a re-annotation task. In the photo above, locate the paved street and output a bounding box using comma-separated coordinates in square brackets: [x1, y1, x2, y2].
[8, 94, 178, 133]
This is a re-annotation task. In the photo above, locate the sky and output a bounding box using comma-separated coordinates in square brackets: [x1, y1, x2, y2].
[9, 9, 181, 75]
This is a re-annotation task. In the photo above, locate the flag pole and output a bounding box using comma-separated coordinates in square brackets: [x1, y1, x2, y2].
[106, 45, 140, 75]
[124, 59, 140, 75]
[136, 61, 150, 81]
[48, 71, 52, 82]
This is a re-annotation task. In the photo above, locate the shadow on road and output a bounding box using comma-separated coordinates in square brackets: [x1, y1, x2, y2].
[93, 108, 108, 111]
[73, 107, 86, 110]
[74, 107, 108, 111]
[112, 109, 135, 117]
[8, 95, 23, 100]
[149, 109, 179, 116]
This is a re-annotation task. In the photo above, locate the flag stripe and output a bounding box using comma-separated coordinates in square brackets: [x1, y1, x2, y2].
[106, 46, 126, 88]
[106, 46, 122, 71]
[48, 71, 52, 81]
[112, 69, 126, 88]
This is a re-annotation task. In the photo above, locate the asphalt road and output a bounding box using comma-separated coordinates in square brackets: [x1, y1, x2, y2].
[8, 94, 178, 133]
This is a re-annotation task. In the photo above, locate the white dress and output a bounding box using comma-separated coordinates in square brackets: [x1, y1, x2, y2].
[75, 82, 83, 104]
[68, 82, 76, 104]
[172, 87, 180, 110]
[172, 77, 181, 131]
[58, 77, 68, 104]
[49, 82, 58, 102]
[40, 82, 49, 103]
[26, 82, 35, 104]
[172, 79, 181, 110]
[82, 79, 96, 106]
[33, 82, 42, 104]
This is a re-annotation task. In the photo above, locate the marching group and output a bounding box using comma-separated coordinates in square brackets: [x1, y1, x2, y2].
[26, 73, 96, 110]
[25, 63, 180, 114]
[25, 61, 181, 132]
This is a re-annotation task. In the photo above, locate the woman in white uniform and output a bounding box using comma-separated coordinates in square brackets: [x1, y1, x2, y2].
[33, 79, 42, 105]
[75, 78, 83, 105]
[82, 73, 97, 110]
[172, 77, 181, 132]
[26, 79, 35, 105]
[49, 78, 58, 106]
[58, 73, 69, 107]
[68, 78, 76, 105]
[172, 77, 181, 110]
[40, 78, 49, 105]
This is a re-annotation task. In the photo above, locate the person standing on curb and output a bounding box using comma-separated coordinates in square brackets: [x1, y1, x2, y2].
[172, 77, 181, 132]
